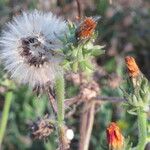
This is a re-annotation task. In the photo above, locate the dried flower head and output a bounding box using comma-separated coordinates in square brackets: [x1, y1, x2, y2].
[125, 56, 140, 77]
[106, 122, 124, 150]
[30, 115, 55, 140]
[80, 81, 100, 100]
[0, 10, 68, 89]
[75, 17, 98, 40]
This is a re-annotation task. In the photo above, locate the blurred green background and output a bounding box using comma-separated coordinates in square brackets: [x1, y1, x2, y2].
[0, 0, 150, 150]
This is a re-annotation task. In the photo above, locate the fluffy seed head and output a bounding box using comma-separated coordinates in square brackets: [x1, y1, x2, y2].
[0, 10, 68, 89]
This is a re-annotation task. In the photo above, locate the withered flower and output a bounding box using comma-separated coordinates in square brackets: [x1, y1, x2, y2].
[30, 115, 55, 140]
[106, 122, 124, 150]
[76, 17, 98, 40]
[125, 56, 140, 77]
[80, 81, 100, 100]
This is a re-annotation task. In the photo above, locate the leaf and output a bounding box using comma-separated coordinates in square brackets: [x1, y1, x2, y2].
[124, 136, 133, 150]
[91, 48, 105, 56]
[79, 61, 86, 71]
[127, 108, 138, 115]
[84, 60, 94, 70]
[72, 61, 78, 73]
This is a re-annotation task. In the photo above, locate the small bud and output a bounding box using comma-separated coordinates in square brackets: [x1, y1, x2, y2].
[106, 122, 124, 150]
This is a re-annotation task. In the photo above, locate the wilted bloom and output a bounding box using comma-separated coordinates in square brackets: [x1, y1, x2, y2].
[106, 122, 124, 150]
[125, 56, 140, 77]
[80, 81, 100, 100]
[0, 10, 68, 90]
[76, 17, 99, 40]
[30, 115, 55, 140]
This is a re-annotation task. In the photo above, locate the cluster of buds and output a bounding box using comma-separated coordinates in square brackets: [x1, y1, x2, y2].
[123, 56, 150, 115]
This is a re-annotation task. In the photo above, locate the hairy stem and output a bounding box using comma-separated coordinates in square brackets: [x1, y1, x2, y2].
[55, 76, 65, 126]
[136, 108, 147, 150]
[0, 92, 13, 147]
[55, 76, 68, 150]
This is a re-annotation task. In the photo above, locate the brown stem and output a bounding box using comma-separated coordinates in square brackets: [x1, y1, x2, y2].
[79, 102, 96, 150]
[76, 0, 82, 19]
[58, 126, 70, 150]
[65, 95, 126, 107]
[109, 0, 112, 4]
[65, 95, 81, 107]
[47, 89, 58, 115]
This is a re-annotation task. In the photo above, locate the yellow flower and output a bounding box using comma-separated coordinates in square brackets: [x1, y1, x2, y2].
[125, 56, 140, 77]
[106, 122, 124, 150]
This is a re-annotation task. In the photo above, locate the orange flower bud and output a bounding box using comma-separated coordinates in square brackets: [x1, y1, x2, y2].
[76, 17, 97, 40]
[125, 56, 140, 77]
[106, 122, 124, 150]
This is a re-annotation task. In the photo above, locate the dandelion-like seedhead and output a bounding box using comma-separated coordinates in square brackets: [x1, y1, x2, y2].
[0, 10, 68, 89]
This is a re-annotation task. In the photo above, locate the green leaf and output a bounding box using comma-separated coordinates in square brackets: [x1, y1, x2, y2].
[84, 60, 94, 70]
[72, 62, 78, 73]
[91, 48, 105, 56]
[79, 61, 86, 71]
[127, 108, 138, 115]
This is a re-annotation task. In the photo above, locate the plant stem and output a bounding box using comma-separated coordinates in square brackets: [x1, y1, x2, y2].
[55, 76, 68, 150]
[79, 102, 96, 150]
[55, 76, 65, 127]
[136, 108, 147, 150]
[0, 92, 13, 147]
[47, 88, 57, 115]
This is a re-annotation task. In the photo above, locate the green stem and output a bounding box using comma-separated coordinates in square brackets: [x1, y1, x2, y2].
[55, 76, 65, 127]
[55, 76, 66, 150]
[0, 92, 13, 146]
[136, 108, 147, 150]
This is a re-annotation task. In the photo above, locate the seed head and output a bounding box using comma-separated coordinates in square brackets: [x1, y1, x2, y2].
[0, 10, 68, 89]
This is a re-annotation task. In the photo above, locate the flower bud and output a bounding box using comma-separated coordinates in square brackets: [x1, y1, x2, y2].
[106, 122, 124, 150]
[76, 17, 98, 40]
[125, 56, 140, 77]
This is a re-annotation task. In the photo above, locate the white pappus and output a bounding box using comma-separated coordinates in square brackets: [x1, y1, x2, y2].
[0, 10, 68, 91]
